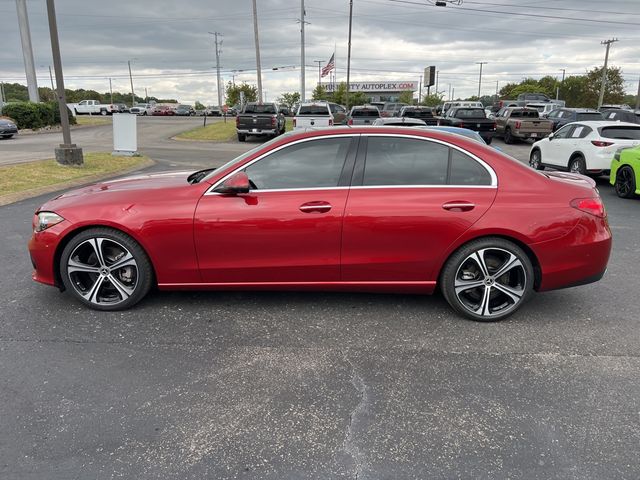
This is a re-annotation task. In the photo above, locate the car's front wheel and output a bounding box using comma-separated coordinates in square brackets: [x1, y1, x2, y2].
[440, 238, 534, 322]
[615, 165, 636, 198]
[60, 228, 153, 311]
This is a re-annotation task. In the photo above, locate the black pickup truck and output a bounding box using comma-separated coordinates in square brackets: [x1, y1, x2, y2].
[437, 107, 496, 144]
[236, 102, 286, 142]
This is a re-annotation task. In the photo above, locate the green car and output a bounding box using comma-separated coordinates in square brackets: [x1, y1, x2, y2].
[610, 145, 640, 198]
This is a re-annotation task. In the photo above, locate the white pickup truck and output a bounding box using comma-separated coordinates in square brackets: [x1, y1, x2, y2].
[68, 100, 118, 116]
[293, 102, 334, 129]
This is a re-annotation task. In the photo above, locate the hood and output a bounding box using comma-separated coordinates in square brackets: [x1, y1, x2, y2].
[52, 170, 195, 200]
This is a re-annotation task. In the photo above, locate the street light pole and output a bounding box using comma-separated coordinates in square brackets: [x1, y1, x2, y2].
[346, 0, 353, 109]
[128, 60, 136, 107]
[557, 68, 565, 100]
[46, 0, 82, 165]
[476, 61, 487, 99]
[109, 77, 113, 104]
[252, 0, 263, 102]
[314, 60, 323, 87]
[48, 65, 56, 100]
[16, 0, 39, 102]
[300, 0, 306, 102]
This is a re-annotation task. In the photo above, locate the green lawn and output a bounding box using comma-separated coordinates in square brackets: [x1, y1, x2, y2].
[75, 116, 112, 126]
[176, 118, 293, 141]
[0, 153, 150, 198]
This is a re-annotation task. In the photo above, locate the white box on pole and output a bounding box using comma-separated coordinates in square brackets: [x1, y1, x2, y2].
[112, 113, 138, 156]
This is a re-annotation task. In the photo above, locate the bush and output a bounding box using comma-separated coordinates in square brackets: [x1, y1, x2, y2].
[1, 101, 76, 130]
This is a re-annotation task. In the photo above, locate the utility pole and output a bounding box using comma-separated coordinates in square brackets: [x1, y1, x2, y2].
[435, 70, 439, 101]
[346, 0, 353, 109]
[636, 75, 640, 111]
[209, 32, 223, 108]
[128, 60, 135, 107]
[448, 84, 451, 101]
[598, 38, 618, 109]
[109, 77, 113, 104]
[418, 75, 423, 104]
[557, 68, 565, 100]
[0, 82, 5, 115]
[46, 0, 82, 165]
[476, 61, 487, 99]
[16, 0, 39, 102]
[495, 80, 499, 101]
[452, 87, 455, 101]
[145, 87, 148, 103]
[251, 0, 263, 102]
[299, 0, 306, 102]
[48, 66, 56, 100]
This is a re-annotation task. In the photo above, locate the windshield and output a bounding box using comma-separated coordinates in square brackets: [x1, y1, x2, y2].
[297, 105, 330, 115]
[244, 104, 276, 114]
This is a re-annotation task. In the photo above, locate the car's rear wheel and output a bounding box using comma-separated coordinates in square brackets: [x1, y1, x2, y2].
[529, 149, 544, 170]
[485, 136, 493, 145]
[568, 155, 586, 175]
[615, 165, 636, 198]
[441, 238, 534, 322]
[100, 109, 108, 116]
[504, 127, 514, 144]
[60, 228, 153, 311]
[237, 133, 246, 142]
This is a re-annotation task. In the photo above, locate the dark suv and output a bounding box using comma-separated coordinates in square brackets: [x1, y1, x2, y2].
[399, 106, 437, 125]
[546, 108, 603, 131]
[601, 109, 640, 124]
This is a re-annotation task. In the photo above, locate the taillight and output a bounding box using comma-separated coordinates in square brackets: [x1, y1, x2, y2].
[515, 120, 521, 129]
[571, 197, 606, 218]
[235, 116, 240, 127]
[492, 122, 497, 130]
[458, 122, 465, 128]
[271, 116, 276, 127]
[591, 140, 614, 147]
[347, 118, 353, 125]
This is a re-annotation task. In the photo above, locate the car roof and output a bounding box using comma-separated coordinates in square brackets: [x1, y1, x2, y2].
[562, 120, 640, 128]
[560, 108, 600, 113]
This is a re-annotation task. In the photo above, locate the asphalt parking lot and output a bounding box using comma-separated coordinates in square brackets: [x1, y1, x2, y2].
[1, 123, 639, 479]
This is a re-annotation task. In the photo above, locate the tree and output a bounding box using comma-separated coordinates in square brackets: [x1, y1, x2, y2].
[311, 84, 329, 101]
[420, 93, 443, 107]
[398, 90, 414, 104]
[225, 82, 257, 107]
[584, 66, 626, 108]
[194, 101, 205, 110]
[277, 91, 300, 109]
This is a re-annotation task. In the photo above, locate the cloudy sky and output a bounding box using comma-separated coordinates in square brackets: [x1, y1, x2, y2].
[1, 0, 639, 105]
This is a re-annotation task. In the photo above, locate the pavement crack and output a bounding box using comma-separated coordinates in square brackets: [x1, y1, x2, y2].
[343, 354, 369, 480]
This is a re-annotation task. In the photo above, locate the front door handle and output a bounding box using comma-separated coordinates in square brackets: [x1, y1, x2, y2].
[442, 201, 475, 212]
[299, 201, 332, 213]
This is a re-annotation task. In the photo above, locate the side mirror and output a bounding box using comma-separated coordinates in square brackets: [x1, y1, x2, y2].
[548, 133, 554, 140]
[214, 171, 250, 194]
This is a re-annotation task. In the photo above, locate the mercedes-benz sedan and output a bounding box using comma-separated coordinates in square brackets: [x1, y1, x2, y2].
[28, 127, 612, 321]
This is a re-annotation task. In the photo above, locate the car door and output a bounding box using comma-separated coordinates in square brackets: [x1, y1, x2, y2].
[194, 135, 358, 283]
[542, 124, 575, 167]
[495, 109, 508, 134]
[341, 134, 497, 284]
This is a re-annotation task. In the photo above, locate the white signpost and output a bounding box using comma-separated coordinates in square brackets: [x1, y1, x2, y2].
[112, 113, 138, 156]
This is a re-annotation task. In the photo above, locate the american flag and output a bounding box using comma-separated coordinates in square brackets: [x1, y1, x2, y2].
[321, 53, 335, 77]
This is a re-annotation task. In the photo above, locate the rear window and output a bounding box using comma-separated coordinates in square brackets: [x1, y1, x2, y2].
[403, 109, 433, 118]
[244, 104, 277, 114]
[456, 109, 486, 118]
[599, 126, 640, 140]
[351, 109, 379, 117]
[510, 110, 539, 118]
[576, 112, 603, 121]
[297, 105, 330, 115]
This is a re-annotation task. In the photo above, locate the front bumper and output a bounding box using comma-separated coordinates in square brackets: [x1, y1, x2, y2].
[27, 223, 68, 288]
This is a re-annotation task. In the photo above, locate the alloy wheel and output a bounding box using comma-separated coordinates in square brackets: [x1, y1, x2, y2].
[66, 237, 139, 306]
[529, 150, 542, 170]
[454, 248, 527, 318]
[615, 167, 635, 198]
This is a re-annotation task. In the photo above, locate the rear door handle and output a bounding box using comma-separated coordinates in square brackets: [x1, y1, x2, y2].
[442, 202, 475, 212]
[299, 201, 332, 213]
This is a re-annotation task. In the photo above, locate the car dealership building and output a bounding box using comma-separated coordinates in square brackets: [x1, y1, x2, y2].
[321, 80, 418, 103]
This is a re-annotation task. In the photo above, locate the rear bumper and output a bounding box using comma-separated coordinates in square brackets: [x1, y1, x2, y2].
[532, 215, 612, 292]
[513, 131, 551, 140]
[237, 128, 278, 135]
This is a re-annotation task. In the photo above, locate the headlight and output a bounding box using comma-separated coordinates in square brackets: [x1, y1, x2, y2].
[34, 211, 65, 232]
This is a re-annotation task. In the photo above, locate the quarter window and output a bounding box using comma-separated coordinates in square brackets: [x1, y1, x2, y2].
[449, 150, 492, 186]
[245, 137, 352, 190]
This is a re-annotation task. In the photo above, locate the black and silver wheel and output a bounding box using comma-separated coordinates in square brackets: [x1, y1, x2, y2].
[441, 238, 534, 322]
[615, 165, 636, 198]
[60, 228, 153, 311]
[568, 155, 586, 175]
[100, 109, 108, 116]
[237, 133, 246, 142]
[529, 149, 544, 170]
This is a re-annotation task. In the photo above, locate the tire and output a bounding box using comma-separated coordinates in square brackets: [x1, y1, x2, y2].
[440, 237, 534, 322]
[504, 127, 514, 144]
[615, 165, 636, 198]
[100, 109, 108, 116]
[237, 133, 246, 142]
[568, 155, 586, 175]
[484, 136, 492, 145]
[60, 228, 153, 311]
[529, 149, 545, 170]
[143, 111, 148, 116]
[74, 108, 79, 115]
[1, 134, 13, 139]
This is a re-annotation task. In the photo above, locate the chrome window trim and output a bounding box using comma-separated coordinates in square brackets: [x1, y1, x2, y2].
[205, 131, 498, 196]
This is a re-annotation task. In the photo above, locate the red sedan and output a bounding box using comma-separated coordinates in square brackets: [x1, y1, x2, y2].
[151, 105, 175, 116]
[28, 127, 612, 321]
